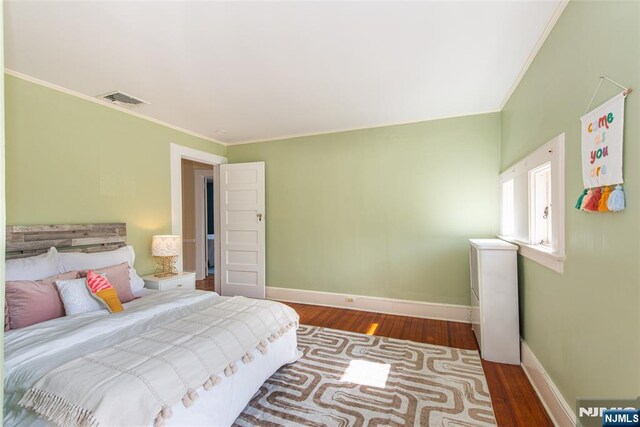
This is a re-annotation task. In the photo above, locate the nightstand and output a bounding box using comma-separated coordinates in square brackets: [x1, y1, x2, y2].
[142, 271, 196, 291]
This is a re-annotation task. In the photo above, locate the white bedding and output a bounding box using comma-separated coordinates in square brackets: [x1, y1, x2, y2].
[167, 328, 297, 426]
[132, 287, 161, 299]
[4, 290, 300, 427]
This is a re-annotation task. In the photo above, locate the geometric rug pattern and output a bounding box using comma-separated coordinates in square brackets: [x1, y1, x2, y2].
[235, 325, 496, 426]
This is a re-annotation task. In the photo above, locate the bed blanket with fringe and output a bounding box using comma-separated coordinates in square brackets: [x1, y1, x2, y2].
[19, 295, 298, 427]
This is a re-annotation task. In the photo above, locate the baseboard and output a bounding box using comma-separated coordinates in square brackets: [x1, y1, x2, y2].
[520, 339, 575, 427]
[266, 286, 471, 323]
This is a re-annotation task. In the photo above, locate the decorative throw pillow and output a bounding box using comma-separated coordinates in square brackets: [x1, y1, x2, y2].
[86, 270, 124, 313]
[79, 262, 134, 303]
[58, 246, 145, 293]
[55, 278, 104, 315]
[5, 303, 10, 332]
[6, 271, 81, 329]
[5, 247, 60, 281]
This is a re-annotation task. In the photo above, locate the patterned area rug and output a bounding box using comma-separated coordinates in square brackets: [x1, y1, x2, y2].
[235, 325, 496, 426]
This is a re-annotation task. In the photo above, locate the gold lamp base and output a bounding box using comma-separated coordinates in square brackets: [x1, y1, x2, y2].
[154, 255, 178, 278]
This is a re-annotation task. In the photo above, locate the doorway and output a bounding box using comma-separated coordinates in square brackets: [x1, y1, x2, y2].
[171, 143, 226, 293]
[206, 179, 215, 276]
[181, 159, 215, 286]
[193, 167, 215, 283]
[170, 144, 266, 298]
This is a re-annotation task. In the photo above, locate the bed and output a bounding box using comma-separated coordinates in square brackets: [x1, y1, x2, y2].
[4, 224, 300, 427]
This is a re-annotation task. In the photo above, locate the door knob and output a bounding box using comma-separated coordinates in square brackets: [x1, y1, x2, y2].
[257, 213, 263, 222]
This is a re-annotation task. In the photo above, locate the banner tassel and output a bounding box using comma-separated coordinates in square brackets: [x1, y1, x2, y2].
[575, 189, 588, 210]
[598, 186, 611, 212]
[607, 185, 625, 212]
[584, 187, 602, 211]
[580, 189, 593, 211]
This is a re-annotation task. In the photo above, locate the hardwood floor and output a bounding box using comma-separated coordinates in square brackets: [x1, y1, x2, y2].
[196, 275, 215, 292]
[282, 302, 553, 427]
[192, 279, 552, 426]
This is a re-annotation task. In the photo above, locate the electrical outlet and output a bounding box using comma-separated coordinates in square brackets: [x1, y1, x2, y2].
[346, 297, 355, 302]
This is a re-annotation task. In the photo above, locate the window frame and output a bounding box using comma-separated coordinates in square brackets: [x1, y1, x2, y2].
[529, 162, 552, 248]
[498, 133, 566, 273]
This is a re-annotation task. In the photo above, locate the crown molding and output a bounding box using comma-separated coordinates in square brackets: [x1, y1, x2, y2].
[8, 67, 498, 148]
[227, 109, 500, 146]
[499, 0, 569, 110]
[4, 68, 229, 147]
[8, 0, 565, 155]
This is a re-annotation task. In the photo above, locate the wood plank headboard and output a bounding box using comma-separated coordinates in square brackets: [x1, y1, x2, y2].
[6, 223, 127, 259]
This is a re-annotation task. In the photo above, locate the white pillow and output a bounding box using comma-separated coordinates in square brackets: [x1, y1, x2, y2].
[128, 269, 145, 294]
[55, 277, 104, 315]
[58, 245, 145, 293]
[5, 247, 60, 281]
[59, 245, 135, 271]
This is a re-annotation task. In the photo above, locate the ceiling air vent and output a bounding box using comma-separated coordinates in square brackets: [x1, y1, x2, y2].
[97, 91, 149, 108]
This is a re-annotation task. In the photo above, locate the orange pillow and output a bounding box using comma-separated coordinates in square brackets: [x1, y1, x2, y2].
[86, 270, 124, 313]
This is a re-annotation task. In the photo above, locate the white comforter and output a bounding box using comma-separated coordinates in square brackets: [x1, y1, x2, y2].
[4, 290, 300, 426]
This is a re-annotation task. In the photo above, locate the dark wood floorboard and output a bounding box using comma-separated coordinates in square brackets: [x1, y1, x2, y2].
[282, 301, 553, 427]
[196, 276, 215, 292]
[192, 279, 551, 426]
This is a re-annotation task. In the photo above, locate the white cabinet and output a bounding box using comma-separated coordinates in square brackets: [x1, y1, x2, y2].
[142, 271, 196, 291]
[469, 239, 520, 365]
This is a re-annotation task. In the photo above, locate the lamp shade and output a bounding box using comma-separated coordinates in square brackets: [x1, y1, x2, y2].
[152, 235, 181, 257]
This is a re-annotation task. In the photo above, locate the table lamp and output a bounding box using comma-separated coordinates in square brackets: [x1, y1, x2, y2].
[152, 235, 181, 277]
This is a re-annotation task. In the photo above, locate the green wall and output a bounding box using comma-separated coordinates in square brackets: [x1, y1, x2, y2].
[1, 5, 5, 410]
[501, 1, 640, 409]
[9, 2, 638, 410]
[5, 74, 227, 274]
[228, 113, 501, 306]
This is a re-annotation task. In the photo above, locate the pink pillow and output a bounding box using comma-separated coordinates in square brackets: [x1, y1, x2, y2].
[5, 303, 10, 331]
[5, 271, 80, 330]
[79, 262, 134, 303]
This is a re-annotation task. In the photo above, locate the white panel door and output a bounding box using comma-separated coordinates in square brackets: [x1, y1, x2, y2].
[219, 162, 265, 298]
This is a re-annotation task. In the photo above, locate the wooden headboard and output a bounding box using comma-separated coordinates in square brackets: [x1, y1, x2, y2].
[6, 223, 127, 259]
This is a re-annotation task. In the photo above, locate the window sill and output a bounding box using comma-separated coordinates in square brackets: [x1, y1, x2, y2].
[497, 236, 565, 274]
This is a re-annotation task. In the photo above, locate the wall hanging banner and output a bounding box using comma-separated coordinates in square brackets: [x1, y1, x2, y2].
[580, 93, 625, 188]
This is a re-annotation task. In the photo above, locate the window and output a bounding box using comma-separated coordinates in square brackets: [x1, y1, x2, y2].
[530, 162, 551, 247]
[499, 134, 565, 273]
[501, 179, 515, 237]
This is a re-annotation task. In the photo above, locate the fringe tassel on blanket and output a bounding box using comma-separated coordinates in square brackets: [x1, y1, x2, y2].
[257, 342, 268, 355]
[154, 414, 165, 427]
[181, 389, 199, 408]
[203, 374, 221, 390]
[161, 405, 173, 419]
[154, 403, 177, 427]
[224, 362, 239, 376]
[242, 352, 254, 363]
[20, 388, 100, 427]
[155, 406, 173, 427]
[182, 394, 193, 408]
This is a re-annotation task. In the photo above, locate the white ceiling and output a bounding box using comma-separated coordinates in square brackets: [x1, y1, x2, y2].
[5, 1, 563, 145]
